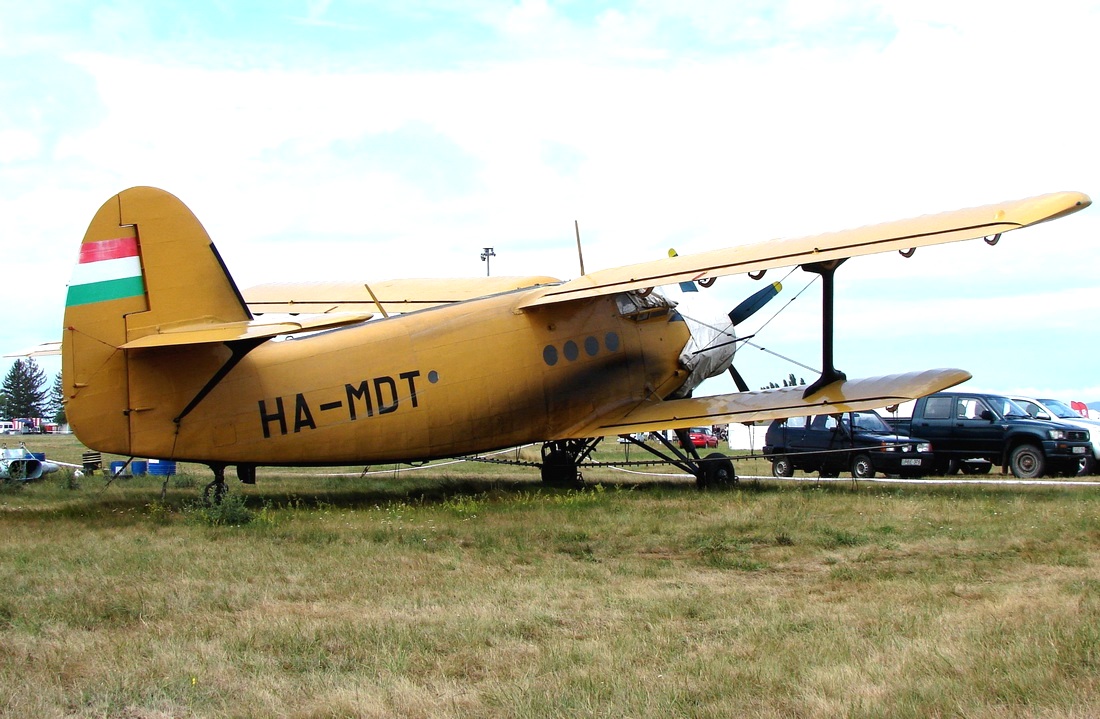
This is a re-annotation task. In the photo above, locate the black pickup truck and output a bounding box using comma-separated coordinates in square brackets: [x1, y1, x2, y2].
[763, 410, 934, 479]
[886, 392, 1091, 478]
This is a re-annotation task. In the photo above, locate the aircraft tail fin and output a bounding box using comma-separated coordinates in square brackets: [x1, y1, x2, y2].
[62, 187, 252, 453]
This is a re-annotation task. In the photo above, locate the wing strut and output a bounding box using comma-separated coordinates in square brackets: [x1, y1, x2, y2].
[801, 259, 847, 399]
[171, 338, 267, 425]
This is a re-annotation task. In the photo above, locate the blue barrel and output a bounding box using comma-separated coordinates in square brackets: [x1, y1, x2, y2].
[131, 460, 148, 476]
[148, 460, 177, 476]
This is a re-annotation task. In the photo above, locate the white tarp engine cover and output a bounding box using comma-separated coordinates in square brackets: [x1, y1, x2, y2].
[672, 313, 738, 399]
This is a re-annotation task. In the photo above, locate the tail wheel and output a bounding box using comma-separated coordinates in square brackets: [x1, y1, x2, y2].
[1008, 444, 1045, 479]
[851, 453, 875, 479]
[697, 452, 736, 489]
[772, 456, 794, 478]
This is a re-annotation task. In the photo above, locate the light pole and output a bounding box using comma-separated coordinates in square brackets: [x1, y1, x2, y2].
[480, 247, 496, 276]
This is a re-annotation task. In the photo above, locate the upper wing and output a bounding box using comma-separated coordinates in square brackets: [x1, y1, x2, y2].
[244, 276, 560, 315]
[519, 191, 1090, 308]
[565, 368, 971, 438]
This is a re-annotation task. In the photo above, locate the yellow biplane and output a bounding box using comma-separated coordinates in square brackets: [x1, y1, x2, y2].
[61, 187, 1089, 495]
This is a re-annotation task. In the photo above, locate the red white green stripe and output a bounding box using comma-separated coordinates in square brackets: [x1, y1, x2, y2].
[66, 237, 146, 307]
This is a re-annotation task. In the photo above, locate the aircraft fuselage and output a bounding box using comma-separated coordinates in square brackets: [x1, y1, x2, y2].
[112, 289, 690, 465]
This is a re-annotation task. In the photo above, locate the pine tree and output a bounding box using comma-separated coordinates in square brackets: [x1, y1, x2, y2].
[48, 372, 66, 425]
[1, 359, 48, 419]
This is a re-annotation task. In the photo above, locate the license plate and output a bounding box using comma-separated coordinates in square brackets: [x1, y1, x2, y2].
[1073, 446, 1086, 454]
[901, 458, 922, 466]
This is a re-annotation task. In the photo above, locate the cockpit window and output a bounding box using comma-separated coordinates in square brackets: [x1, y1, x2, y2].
[615, 290, 675, 321]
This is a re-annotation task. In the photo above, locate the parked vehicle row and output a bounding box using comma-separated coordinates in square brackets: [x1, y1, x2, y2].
[763, 391, 1093, 480]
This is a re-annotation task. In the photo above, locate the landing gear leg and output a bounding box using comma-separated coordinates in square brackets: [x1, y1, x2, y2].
[622, 432, 737, 489]
[203, 463, 228, 504]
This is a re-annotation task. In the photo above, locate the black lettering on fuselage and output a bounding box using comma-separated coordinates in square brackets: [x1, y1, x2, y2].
[293, 393, 316, 432]
[258, 397, 287, 438]
[260, 368, 426, 439]
[400, 370, 421, 408]
[346, 380, 374, 420]
[374, 376, 399, 415]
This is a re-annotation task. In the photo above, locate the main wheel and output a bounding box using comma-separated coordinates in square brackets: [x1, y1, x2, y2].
[1008, 444, 1045, 479]
[772, 455, 794, 478]
[541, 450, 582, 488]
[698, 452, 737, 489]
[851, 453, 875, 480]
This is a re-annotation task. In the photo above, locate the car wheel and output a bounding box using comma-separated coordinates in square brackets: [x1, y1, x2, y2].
[1008, 444, 1045, 479]
[960, 460, 993, 475]
[851, 453, 875, 480]
[1080, 456, 1098, 477]
[772, 456, 793, 478]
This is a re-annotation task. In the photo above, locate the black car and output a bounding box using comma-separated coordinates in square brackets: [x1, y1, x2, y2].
[763, 410, 933, 479]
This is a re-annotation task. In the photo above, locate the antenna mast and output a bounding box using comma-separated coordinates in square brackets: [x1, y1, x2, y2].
[574, 220, 586, 275]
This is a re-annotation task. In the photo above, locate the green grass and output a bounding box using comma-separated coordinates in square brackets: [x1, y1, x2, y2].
[2, 436, 1100, 717]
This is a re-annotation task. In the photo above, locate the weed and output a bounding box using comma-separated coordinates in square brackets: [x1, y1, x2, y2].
[183, 493, 254, 526]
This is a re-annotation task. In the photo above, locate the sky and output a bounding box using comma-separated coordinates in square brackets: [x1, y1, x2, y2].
[2, 0, 1098, 408]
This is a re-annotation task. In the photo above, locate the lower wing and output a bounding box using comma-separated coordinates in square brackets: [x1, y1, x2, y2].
[567, 368, 970, 438]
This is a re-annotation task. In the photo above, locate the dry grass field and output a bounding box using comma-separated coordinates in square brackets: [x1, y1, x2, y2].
[2, 434, 1099, 718]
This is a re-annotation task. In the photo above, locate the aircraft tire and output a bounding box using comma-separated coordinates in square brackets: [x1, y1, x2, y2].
[698, 452, 736, 489]
[1008, 444, 1045, 479]
[851, 453, 875, 480]
[541, 450, 582, 488]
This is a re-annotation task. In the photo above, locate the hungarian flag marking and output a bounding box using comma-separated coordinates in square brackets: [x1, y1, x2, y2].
[66, 237, 146, 307]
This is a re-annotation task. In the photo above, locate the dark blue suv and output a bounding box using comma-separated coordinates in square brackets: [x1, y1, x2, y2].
[764, 410, 933, 479]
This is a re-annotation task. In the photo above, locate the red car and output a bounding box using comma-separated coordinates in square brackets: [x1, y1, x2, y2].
[682, 427, 719, 449]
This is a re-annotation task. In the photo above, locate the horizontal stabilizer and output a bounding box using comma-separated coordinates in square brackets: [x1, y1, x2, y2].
[245, 276, 560, 316]
[572, 368, 971, 438]
[119, 313, 371, 349]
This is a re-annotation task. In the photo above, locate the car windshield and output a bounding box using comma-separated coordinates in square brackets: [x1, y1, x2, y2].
[1037, 399, 1081, 419]
[841, 411, 891, 433]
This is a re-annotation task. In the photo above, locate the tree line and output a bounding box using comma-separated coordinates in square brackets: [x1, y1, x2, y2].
[1, 359, 64, 424]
